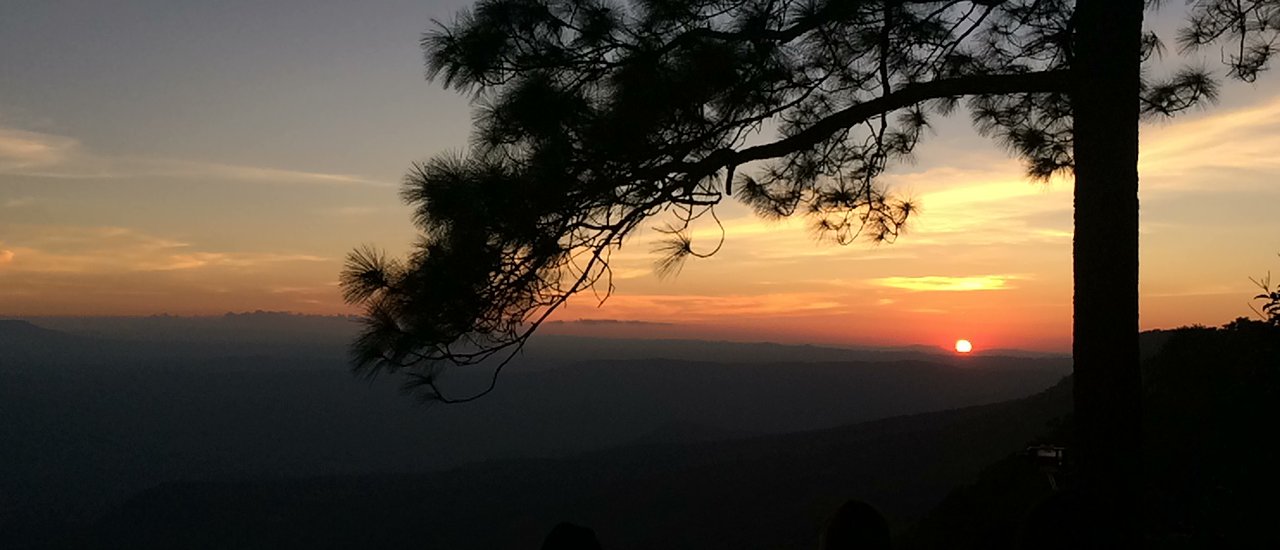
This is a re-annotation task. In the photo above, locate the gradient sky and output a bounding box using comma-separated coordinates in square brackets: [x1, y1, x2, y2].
[2, 1, 1278, 351]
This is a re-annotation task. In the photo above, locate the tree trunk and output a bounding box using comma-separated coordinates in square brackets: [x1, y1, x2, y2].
[1070, 0, 1144, 544]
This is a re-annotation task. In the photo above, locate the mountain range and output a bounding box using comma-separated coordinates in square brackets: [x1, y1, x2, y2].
[1, 315, 1073, 548]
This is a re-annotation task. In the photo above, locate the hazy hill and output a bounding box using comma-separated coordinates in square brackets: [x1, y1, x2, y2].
[15, 313, 1072, 367]
[26, 323, 1268, 549]
[58, 378, 1074, 550]
[0, 320, 65, 343]
[0, 320, 109, 366]
[0, 316, 1069, 548]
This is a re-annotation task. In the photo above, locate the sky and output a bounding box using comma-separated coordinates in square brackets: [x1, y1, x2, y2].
[2, 1, 1278, 351]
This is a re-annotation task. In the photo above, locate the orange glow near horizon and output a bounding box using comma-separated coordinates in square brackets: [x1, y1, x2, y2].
[3, 91, 1280, 351]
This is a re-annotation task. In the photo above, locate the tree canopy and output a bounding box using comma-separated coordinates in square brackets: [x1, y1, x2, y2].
[341, 0, 1277, 405]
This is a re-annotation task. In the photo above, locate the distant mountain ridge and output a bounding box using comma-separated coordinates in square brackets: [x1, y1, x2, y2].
[16, 315, 1070, 362]
[0, 320, 106, 367]
[0, 319, 74, 340]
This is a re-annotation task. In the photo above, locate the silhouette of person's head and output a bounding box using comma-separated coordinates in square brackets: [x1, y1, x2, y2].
[540, 522, 603, 550]
[820, 500, 892, 550]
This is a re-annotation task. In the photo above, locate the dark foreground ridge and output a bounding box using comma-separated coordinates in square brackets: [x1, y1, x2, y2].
[8, 322, 1272, 549]
[45, 378, 1074, 549]
[903, 320, 1279, 549]
[1, 315, 1071, 547]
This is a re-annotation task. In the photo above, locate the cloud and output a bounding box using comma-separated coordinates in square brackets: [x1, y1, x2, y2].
[0, 225, 345, 316]
[0, 225, 328, 274]
[139, 252, 328, 272]
[0, 125, 392, 187]
[872, 275, 1016, 292]
[0, 128, 77, 171]
[569, 291, 852, 321]
[175, 161, 392, 187]
[317, 206, 382, 217]
[606, 266, 656, 280]
[268, 284, 340, 295]
[547, 318, 675, 326]
[3, 197, 36, 208]
[1140, 96, 1280, 188]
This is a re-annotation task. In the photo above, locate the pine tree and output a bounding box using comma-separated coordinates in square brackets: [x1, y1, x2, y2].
[341, 0, 1278, 542]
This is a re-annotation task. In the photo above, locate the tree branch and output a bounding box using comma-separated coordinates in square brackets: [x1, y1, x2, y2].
[676, 69, 1071, 177]
[652, 0, 1004, 56]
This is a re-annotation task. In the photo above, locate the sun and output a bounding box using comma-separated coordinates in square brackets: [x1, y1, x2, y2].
[954, 339, 973, 354]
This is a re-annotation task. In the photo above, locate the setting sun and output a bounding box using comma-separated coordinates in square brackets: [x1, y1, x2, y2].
[955, 339, 974, 354]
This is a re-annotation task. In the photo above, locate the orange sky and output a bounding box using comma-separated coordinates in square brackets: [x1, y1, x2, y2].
[2, 3, 1279, 351]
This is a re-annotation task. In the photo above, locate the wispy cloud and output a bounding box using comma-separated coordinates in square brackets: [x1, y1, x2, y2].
[605, 266, 657, 280]
[0, 225, 344, 316]
[0, 225, 328, 274]
[570, 291, 852, 321]
[1140, 96, 1280, 188]
[0, 125, 392, 187]
[317, 205, 383, 217]
[547, 318, 675, 326]
[139, 252, 328, 272]
[871, 275, 1017, 292]
[0, 128, 77, 171]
